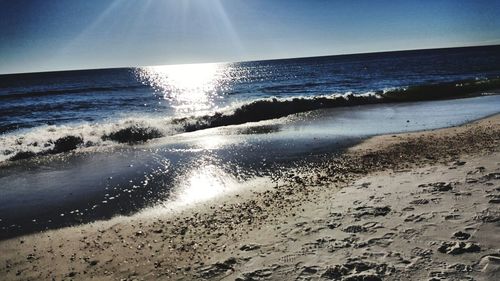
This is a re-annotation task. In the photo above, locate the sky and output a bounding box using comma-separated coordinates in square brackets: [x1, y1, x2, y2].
[1, 0, 499, 74]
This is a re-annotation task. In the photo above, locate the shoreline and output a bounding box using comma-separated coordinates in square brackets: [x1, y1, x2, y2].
[0, 114, 499, 280]
[4, 96, 500, 240]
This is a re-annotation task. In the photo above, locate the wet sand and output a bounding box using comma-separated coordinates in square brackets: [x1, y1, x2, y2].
[0, 115, 499, 280]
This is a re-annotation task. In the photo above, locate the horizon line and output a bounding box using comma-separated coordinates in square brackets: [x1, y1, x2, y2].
[2, 43, 499, 76]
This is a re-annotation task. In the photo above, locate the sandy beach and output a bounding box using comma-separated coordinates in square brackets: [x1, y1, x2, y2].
[2, 1, 499, 280]
[1, 114, 499, 281]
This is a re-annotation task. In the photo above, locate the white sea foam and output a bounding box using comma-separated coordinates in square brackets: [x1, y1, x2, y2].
[0, 116, 182, 162]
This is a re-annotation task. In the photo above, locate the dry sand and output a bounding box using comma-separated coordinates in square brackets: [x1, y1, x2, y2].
[1, 115, 499, 281]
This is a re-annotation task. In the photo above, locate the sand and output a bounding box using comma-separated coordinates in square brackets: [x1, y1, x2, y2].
[0, 115, 499, 281]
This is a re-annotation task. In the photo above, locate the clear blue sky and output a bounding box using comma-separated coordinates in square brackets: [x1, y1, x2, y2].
[1, 0, 499, 74]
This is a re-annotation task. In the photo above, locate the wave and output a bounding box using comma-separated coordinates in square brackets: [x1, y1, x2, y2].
[176, 92, 381, 132]
[381, 77, 500, 101]
[0, 118, 181, 163]
[178, 77, 500, 132]
[1, 77, 499, 162]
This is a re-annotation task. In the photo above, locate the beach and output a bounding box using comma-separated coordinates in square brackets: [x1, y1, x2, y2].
[2, 1, 500, 280]
[1, 114, 498, 280]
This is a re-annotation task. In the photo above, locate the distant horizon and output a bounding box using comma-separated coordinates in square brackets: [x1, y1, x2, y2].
[1, 43, 499, 76]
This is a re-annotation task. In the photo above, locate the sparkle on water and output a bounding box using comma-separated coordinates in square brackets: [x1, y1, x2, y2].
[135, 63, 245, 207]
[137, 63, 231, 114]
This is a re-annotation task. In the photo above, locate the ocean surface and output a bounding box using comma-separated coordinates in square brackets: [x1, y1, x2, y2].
[1, 45, 500, 239]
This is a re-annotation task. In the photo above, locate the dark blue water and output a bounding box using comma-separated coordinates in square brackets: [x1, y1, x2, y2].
[1, 45, 500, 163]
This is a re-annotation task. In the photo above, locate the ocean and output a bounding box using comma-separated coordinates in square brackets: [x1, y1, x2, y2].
[1, 45, 500, 238]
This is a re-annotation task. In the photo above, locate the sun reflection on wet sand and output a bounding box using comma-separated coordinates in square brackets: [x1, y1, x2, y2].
[136, 63, 230, 114]
[179, 165, 233, 202]
[162, 164, 238, 210]
[138, 165, 274, 219]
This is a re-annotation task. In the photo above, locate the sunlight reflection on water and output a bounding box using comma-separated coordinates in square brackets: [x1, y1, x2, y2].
[136, 63, 232, 114]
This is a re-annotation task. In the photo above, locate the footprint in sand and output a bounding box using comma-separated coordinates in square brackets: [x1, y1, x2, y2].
[327, 222, 342, 229]
[400, 228, 423, 240]
[300, 237, 332, 255]
[327, 236, 360, 252]
[452, 231, 471, 240]
[296, 266, 321, 280]
[240, 243, 261, 251]
[236, 265, 279, 281]
[321, 260, 394, 281]
[300, 244, 320, 255]
[466, 178, 479, 183]
[483, 172, 500, 180]
[444, 214, 462, 221]
[411, 247, 433, 258]
[352, 206, 391, 218]
[438, 241, 481, 255]
[409, 199, 430, 205]
[486, 194, 500, 204]
[418, 182, 454, 192]
[343, 225, 368, 233]
[279, 254, 298, 263]
[428, 263, 473, 280]
[366, 232, 395, 247]
[474, 209, 500, 223]
[197, 257, 239, 279]
[468, 167, 486, 175]
[475, 255, 500, 279]
[404, 213, 434, 223]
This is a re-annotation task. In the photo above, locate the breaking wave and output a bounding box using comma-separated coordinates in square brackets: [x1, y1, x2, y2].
[1, 77, 499, 162]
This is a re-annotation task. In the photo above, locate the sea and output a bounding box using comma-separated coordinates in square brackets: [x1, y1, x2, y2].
[1, 45, 500, 239]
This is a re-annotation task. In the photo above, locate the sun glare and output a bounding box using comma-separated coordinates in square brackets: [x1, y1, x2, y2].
[173, 165, 235, 206]
[137, 63, 228, 114]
